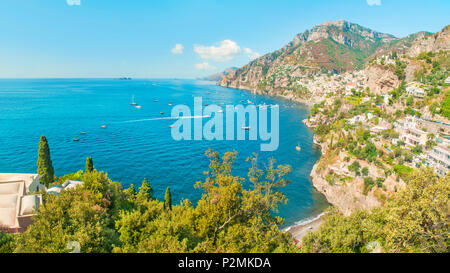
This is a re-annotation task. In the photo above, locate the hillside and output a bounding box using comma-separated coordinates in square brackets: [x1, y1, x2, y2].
[218, 21, 449, 102]
[218, 20, 397, 93]
[200, 67, 238, 81]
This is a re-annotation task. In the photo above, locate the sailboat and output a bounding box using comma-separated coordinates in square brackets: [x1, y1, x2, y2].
[241, 118, 251, 130]
[130, 95, 137, 106]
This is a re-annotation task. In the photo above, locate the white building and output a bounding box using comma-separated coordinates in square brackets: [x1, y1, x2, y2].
[47, 180, 84, 196]
[347, 114, 366, 125]
[394, 116, 428, 147]
[0, 174, 45, 233]
[406, 83, 425, 99]
[399, 128, 428, 147]
[424, 143, 450, 176]
[394, 116, 418, 132]
[445, 76, 450, 85]
[383, 94, 392, 106]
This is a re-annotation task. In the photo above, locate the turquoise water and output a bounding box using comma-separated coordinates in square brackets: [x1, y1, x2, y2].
[0, 79, 328, 227]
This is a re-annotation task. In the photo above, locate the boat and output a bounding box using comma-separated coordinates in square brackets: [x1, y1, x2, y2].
[135, 105, 142, 109]
[154, 99, 158, 102]
[169, 125, 174, 128]
[242, 126, 251, 130]
[130, 95, 137, 106]
[160, 112, 164, 115]
[218, 109, 223, 113]
[73, 138, 80, 141]
[168, 103, 173, 106]
[80, 132, 86, 135]
[296, 143, 301, 151]
[101, 125, 107, 128]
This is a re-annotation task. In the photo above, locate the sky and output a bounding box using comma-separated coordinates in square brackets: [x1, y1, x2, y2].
[0, 0, 448, 78]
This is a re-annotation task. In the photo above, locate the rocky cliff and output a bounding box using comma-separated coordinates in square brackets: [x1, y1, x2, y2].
[406, 25, 450, 57]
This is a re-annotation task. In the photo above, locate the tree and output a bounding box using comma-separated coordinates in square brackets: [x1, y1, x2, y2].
[412, 145, 423, 155]
[37, 136, 55, 187]
[164, 187, 172, 211]
[383, 168, 449, 252]
[14, 186, 117, 253]
[85, 157, 94, 173]
[348, 161, 361, 176]
[406, 96, 413, 106]
[137, 178, 153, 202]
[364, 142, 377, 160]
[11, 148, 301, 254]
[0, 233, 14, 253]
[362, 167, 369, 177]
[125, 184, 137, 201]
[302, 168, 449, 253]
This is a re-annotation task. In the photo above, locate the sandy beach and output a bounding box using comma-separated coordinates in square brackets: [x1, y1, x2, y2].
[286, 214, 325, 246]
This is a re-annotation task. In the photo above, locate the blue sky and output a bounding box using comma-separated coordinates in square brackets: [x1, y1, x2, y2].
[0, 0, 448, 78]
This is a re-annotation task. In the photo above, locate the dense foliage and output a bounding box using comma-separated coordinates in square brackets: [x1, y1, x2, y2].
[302, 168, 449, 253]
[8, 149, 299, 253]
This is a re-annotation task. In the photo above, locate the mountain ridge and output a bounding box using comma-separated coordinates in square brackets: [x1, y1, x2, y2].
[218, 20, 449, 98]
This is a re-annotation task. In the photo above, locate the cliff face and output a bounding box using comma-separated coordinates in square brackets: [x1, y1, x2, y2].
[310, 136, 404, 216]
[365, 65, 399, 94]
[406, 25, 450, 57]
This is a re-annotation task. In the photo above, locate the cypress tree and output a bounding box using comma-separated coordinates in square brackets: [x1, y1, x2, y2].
[137, 178, 153, 202]
[164, 187, 172, 211]
[37, 136, 54, 188]
[126, 184, 137, 200]
[85, 157, 94, 173]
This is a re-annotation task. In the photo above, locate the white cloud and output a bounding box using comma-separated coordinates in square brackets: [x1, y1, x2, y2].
[244, 48, 260, 60]
[67, 0, 81, 5]
[171, 44, 184, 54]
[194, 40, 241, 62]
[195, 62, 215, 70]
[366, 0, 381, 6]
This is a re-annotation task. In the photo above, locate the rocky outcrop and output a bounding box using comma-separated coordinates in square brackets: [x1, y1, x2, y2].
[406, 25, 450, 57]
[365, 65, 399, 94]
[201, 67, 238, 81]
[310, 163, 381, 216]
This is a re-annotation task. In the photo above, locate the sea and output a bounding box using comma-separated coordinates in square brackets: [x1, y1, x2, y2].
[0, 79, 329, 227]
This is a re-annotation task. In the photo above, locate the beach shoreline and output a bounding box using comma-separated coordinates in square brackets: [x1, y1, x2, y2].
[285, 213, 326, 245]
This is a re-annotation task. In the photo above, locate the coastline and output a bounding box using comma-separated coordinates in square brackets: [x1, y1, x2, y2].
[216, 82, 316, 107]
[285, 212, 326, 245]
[216, 82, 329, 242]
